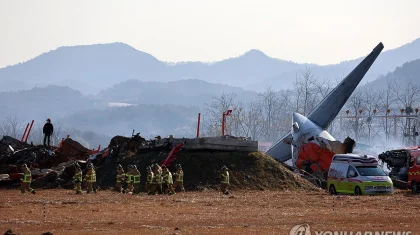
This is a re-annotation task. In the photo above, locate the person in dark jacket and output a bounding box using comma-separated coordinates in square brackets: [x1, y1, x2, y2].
[43, 118, 54, 146]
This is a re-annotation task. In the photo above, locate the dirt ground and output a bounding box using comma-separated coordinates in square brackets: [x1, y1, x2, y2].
[0, 189, 418, 235]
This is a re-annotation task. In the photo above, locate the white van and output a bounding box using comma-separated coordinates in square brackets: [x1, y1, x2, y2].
[327, 154, 393, 195]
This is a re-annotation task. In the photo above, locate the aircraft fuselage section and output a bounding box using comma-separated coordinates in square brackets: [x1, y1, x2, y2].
[291, 113, 335, 165]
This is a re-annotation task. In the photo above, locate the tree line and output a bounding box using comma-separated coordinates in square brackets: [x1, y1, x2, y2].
[201, 69, 420, 147]
[2, 68, 419, 148]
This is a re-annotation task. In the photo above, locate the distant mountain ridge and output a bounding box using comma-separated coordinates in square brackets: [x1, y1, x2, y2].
[97, 78, 257, 106]
[362, 58, 420, 91]
[1, 38, 420, 94]
[0, 85, 99, 120]
[248, 38, 420, 91]
[2, 56, 420, 139]
[0, 79, 256, 123]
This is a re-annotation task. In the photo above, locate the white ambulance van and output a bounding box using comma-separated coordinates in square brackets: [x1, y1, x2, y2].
[327, 154, 393, 195]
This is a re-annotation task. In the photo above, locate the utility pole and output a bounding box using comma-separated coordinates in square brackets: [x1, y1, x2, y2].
[222, 110, 232, 136]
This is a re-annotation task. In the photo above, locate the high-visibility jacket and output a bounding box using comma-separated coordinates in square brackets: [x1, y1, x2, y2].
[221, 171, 229, 184]
[73, 170, 82, 182]
[168, 172, 173, 184]
[146, 172, 154, 184]
[21, 169, 32, 183]
[175, 170, 184, 182]
[163, 172, 173, 184]
[153, 173, 162, 184]
[132, 170, 141, 184]
[85, 170, 96, 183]
[126, 172, 133, 183]
[116, 171, 126, 183]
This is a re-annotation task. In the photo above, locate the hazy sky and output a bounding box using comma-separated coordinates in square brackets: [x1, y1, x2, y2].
[1, 0, 420, 68]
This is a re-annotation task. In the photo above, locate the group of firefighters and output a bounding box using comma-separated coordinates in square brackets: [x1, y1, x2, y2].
[72, 162, 97, 194]
[72, 162, 230, 195]
[15, 118, 232, 195]
[19, 161, 230, 195]
[115, 163, 185, 195]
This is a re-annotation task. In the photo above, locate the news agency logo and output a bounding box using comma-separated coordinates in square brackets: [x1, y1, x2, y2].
[290, 223, 311, 235]
[289, 224, 412, 235]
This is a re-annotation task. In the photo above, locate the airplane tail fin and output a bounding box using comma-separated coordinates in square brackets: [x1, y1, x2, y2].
[265, 42, 384, 162]
[308, 42, 384, 129]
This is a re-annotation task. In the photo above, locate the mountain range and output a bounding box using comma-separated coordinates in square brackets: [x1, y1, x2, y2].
[97, 79, 256, 106]
[1, 38, 420, 94]
[1, 38, 420, 147]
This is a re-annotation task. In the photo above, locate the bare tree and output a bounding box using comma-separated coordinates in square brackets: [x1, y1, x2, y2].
[0, 116, 22, 139]
[391, 78, 420, 144]
[202, 93, 236, 137]
[258, 87, 286, 141]
[233, 100, 265, 140]
[377, 79, 398, 143]
[392, 78, 420, 109]
[344, 90, 365, 141]
[293, 68, 318, 115]
[228, 101, 247, 137]
[363, 91, 382, 145]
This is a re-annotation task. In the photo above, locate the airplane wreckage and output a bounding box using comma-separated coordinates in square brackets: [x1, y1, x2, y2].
[265, 42, 384, 186]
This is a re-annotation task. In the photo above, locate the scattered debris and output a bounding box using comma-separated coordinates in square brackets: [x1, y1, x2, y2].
[0, 134, 317, 191]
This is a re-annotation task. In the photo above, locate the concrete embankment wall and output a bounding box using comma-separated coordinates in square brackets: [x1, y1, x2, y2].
[170, 137, 258, 152]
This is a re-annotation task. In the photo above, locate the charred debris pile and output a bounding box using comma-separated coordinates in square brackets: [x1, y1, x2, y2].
[0, 134, 318, 191]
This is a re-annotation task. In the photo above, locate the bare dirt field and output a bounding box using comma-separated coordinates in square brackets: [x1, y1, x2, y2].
[0, 189, 418, 235]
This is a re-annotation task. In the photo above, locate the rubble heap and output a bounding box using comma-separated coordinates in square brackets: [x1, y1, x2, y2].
[0, 134, 318, 192]
[0, 136, 93, 188]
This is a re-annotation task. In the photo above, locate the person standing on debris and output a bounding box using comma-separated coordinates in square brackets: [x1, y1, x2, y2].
[162, 166, 175, 195]
[125, 165, 134, 194]
[145, 166, 154, 194]
[84, 163, 97, 193]
[132, 165, 141, 194]
[115, 164, 126, 193]
[43, 119, 54, 147]
[220, 165, 230, 195]
[72, 162, 83, 194]
[173, 164, 185, 192]
[20, 164, 36, 194]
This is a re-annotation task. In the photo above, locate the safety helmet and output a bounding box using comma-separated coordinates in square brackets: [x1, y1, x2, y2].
[146, 166, 151, 170]
[176, 164, 182, 169]
[21, 164, 27, 168]
[132, 165, 137, 169]
[87, 163, 94, 168]
[116, 164, 122, 169]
